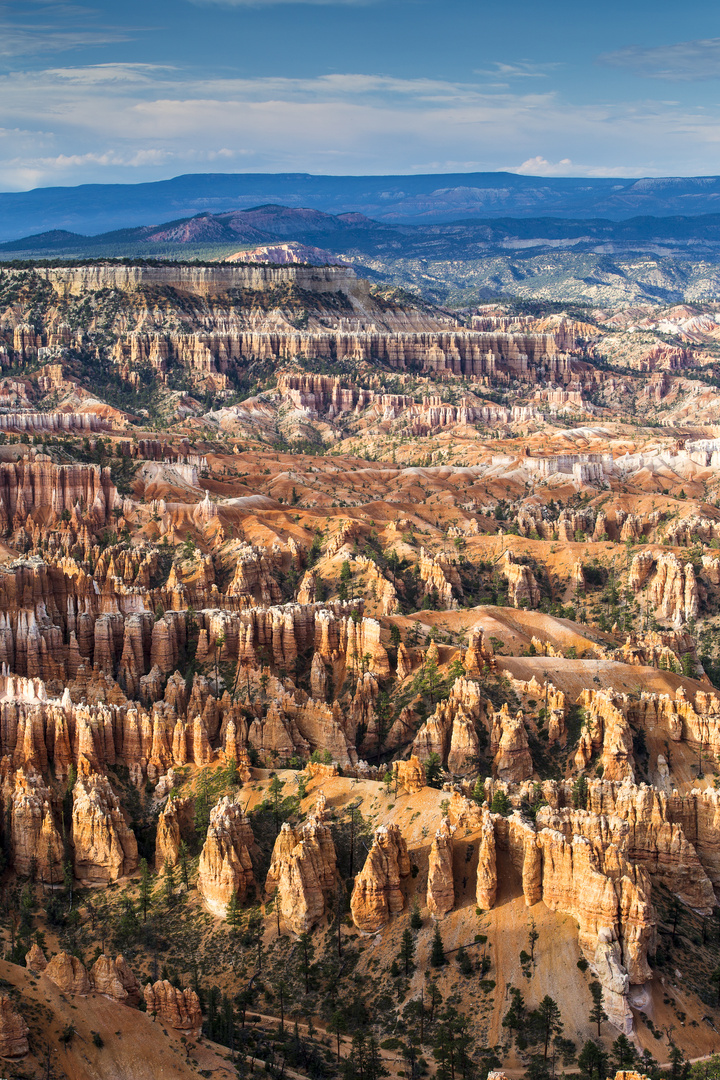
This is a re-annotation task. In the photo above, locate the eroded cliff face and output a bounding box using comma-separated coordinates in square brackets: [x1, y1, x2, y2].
[143, 980, 202, 1034]
[351, 824, 411, 933]
[426, 817, 455, 916]
[90, 954, 140, 1004]
[264, 793, 337, 934]
[450, 791, 653, 1035]
[71, 770, 138, 884]
[197, 796, 257, 917]
[0, 997, 29, 1058]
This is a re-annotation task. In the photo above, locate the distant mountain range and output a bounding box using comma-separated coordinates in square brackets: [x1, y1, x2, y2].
[4, 171, 720, 241]
[4, 204, 720, 259]
[4, 202, 720, 306]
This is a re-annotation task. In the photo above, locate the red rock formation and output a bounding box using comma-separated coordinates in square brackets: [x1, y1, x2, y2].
[197, 796, 257, 917]
[393, 756, 426, 793]
[351, 824, 411, 932]
[25, 942, 47, 972]
[426, 817, 455, 916]
[44, 951, 90, 995]
[90, 954, 140, 1004]
[71, 771, 138, 884]
[501, 552, 540, 609]
[491, 705, 533, 782]
[0, 997, 29, 1058]
[264, 794, 337, 934]
[143, 980, 202, 1034]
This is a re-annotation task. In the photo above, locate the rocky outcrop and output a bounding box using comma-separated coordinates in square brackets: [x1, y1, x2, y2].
[393, 755, 426, 794]
[491, 705, 533, 782]
[0, 997, 29, 1058]
[351, 824, 411, 932]
[25, 942, 47, 972]
[264, 794, 337, 934]
[11, 768, 64, 882]
[143, 980, 202, 1034]
[155, 796, 194, 869]
[575, 690, 634, 781]
[197, 796, 257, 917]
[418, 548, 462, 608]
[460, 796, 654, 1035]
[426, 817, 455, 916]
[501, 552, 540, 609]
[72, 772, 139, 884]
[464, 628, 494, 677]
[412, 677, 484, 774]
[476, 811, 497, 909]
[585, 778, 716, 913]
[90, 954, 140, 1004]
[628, 551, 699, 625]
[44, 951, 90, 995]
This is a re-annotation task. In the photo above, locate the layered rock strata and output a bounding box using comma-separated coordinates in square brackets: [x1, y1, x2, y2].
[351, 824, 411, 932]
[197, 796, 257, 917]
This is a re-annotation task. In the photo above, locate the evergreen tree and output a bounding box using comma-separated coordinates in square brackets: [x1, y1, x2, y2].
[298, 930, 311, 993]
[178, 840, 190, 891]
[410, 896, 423, 930]
[471, 777, 485, 804]
[572, 774, 589, 810]
[139, 857, 152, 922]
[425, 752, 443, 789]
[163, 857, 176, 908]
[226, 891, 239, 927]
[578, 1039, 609, 1080]
[268, 775, 284, 835]
[428, 979, 443, 1022]
[329, 1011, 347, 1061]
[399, 928, 416, 976]
[430, 923, 446, 967]
[588, 981, 607, 1037]
[612, 1034, 637, 1069]
[490, 789, 511, 816]
[531, 995, 563, 1060]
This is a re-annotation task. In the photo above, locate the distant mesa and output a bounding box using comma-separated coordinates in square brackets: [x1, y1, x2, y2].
[224, 241, 350, 267]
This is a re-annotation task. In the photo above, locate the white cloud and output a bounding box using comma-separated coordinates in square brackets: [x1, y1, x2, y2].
[1, 65, 720, 188]
[0, 2, 132, 57]
[599, 38, 720, 81]
[512, 156, 648, 178]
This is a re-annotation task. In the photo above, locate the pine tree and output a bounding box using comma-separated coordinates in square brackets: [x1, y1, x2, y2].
[298, 930, 311, 993]
[490, 789, 511, 816]
[410, 896, 423, 930]
[425, 752, 443, 789]
[578, 1039, 609, 1080]
[139, 857, 152, 922]
[178, 840, 190, 892]
[572, 774, 589, 810]
[329, 1011, 347, 1061]
[268, 775, 284, 835]
[588, 981, 607, 1037]
[612, 1034, 636, 1069]
[471, 778, 485, 805]
[532, 995, 563, 1060]
[399, 928, 416, 976]
[430, 923, 446, 967]
[163, 857, 176, 908]
[226, 891, 239, 927]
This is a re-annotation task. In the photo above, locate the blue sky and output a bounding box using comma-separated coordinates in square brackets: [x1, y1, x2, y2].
[1, 0, 720, 189]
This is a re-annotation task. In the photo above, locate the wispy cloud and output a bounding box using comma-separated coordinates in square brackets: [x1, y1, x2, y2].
[1, 65, 720, 189]
[599, 38, 720, 81]
[0, 1, 133, 59]
[475, 61, 559, 79]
